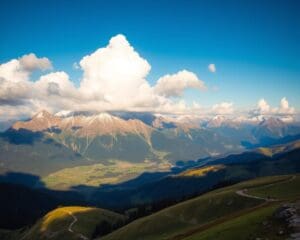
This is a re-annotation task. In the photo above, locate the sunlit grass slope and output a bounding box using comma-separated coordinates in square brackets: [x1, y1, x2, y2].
[178, 165, 225, 177]
[4, 206, 125, 240]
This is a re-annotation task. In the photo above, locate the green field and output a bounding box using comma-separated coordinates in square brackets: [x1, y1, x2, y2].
[42, 159, 170, 190]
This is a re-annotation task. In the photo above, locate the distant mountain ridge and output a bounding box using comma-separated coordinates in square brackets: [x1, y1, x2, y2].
[13, 110, 153, 139]
[1, 110, 300, 178]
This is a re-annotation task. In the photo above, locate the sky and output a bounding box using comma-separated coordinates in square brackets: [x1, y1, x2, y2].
[0, 0, 299, 120]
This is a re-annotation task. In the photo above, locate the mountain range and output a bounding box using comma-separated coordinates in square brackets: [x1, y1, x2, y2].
[1, 110, 300, 236]
[1, 110, 300, 178]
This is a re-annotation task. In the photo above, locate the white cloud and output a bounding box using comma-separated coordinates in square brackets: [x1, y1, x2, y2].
[0, 53, 52, 84]
[278, 97, 295, 114]
[34, 72, 77, 97]
[249, 98, 296, 121]
[0, 34, 297, 122]
[0, 77, 32, 103]
[79, 34, 155, 107]
[0, 54, 61, 115]
[0, 34, 186, 118]
[76, 35, 204, 112]
[154, 70, 205, 97]
[0, 57, 34, 106]
[208, 63, 216, 73]
[19, 53, 52, 71]
[212, 102, 234, 115]
[257, 98, 270, 114]
[0, 59, 30, 83]
[0, 104, 36, 121]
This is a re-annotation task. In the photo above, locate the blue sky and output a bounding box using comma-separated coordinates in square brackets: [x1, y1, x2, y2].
[0, 0, 299, 111]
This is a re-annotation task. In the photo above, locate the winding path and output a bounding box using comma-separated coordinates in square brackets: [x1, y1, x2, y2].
[169, 175, 297, 240]
[235, 189, 277, 201]
[63, 210, 89, 240]
[235, 175, 296, 202]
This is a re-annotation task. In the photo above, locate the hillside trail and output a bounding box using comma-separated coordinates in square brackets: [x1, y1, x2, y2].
[235, 175, 296, 201]
[63, 210, 89, 240]
[169, 175, 297, 240]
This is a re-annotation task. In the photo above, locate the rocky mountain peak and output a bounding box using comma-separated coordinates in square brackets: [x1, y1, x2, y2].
[33, 110, 53, 119]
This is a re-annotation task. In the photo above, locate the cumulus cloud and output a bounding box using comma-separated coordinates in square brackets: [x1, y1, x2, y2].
[19, 53, 52, 71]
[0, 34, 297, 122]
[1, 34, 204, 119]
[257, 98, 270, 114]
[79, 34, 153, 106]
[34, 72, 77, 98]
[0, 54, 72, 116]
[250, 98, 296, 121]
[0, 59, 30, 83]
[208, 63, 216, 73]
[0, 53, 52, 84]
[154, 70, 206, 97]
[212, 102, 234, 115]
[278, 97, 295, 114]
[0, 77, 31, 101]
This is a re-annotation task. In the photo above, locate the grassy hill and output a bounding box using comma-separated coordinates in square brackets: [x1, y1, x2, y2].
[1, 174, 298, 240]
[0, 206, 125, 240]
[182, 204, 282, 240]
[100, 174, 300, 240]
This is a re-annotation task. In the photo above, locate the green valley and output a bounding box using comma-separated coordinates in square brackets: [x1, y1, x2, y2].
[42, 160, 170, 190]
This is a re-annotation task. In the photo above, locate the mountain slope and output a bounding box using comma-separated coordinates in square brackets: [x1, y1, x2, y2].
[1, 175, 299, 240]
[87, 141, 300, 209]
[0, 129, 87, 176]
[100, 174, 300, 240]
[182, 176, 300, 240]
[10, 110, 156, 164]
[1, 110, 300, 184]
[1, 206, 126, 240]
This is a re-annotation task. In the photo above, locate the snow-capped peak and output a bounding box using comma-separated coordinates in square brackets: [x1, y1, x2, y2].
[55, 110, 73, 118]
[33, 110, 52, 119]
[96, 112, 113, 120]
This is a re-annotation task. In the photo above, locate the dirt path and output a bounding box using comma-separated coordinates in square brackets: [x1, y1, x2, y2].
[20, 210, 89, 240]
[235, 189, 277, 201]
[63, 210, 89, 240]
[235, 175, 296, 202]
[168, 202, 270, 240]
[169, 175, 297, 240]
